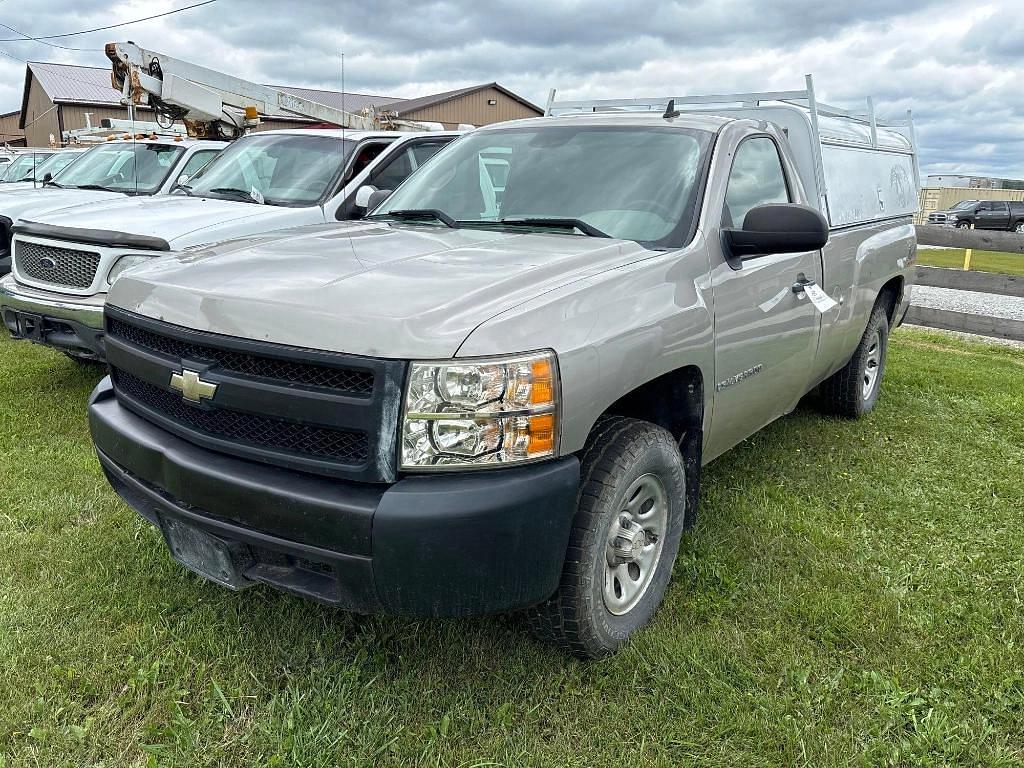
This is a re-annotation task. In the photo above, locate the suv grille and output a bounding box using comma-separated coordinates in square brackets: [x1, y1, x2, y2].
[107, 317, 374, 395]
[113, 368, 369, 463]
[16, 241, 101, 288]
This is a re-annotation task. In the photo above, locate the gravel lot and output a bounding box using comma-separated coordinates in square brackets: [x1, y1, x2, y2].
[911, 285, 1024, 321]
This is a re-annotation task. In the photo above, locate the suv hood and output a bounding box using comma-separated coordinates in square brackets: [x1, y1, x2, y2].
[109, 221, 650, 358]
[0, 188, 124, 221]
[23, 194, 315, 245]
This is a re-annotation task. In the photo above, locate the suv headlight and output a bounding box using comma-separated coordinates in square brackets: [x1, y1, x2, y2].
[107, 254, 153, 284]
[401, 350, 559, 470]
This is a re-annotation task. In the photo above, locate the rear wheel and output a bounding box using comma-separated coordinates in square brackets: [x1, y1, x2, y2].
[528, 416, 688, 658]
[1014, 221, 1024, 233]
[819, 304, 890, 418]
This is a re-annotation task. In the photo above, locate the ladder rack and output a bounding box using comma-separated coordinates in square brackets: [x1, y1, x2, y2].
[545, 75, 920, 223]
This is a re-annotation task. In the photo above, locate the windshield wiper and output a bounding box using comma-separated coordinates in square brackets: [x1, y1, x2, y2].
[208, 187, 263, 203]
[497, 217, 610, 238]
[375, 209, 458, 228]
[177, 183, 194, 197]
[43, 180, 64, 188]
[74, 184, 119, 192]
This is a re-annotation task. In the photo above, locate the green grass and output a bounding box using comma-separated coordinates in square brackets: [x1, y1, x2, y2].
[1, 329, 1023, 767]
[917, 248, 1024, 277]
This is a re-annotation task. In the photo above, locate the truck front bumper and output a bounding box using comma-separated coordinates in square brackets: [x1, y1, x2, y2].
[88, 377, 581, 616]
[0, 275, 105, 359]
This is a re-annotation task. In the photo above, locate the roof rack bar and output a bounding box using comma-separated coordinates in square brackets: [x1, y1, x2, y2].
[544, 88, 557, 117]
[867, 96, 878, 148]
[803, 74, 830, 220]
[548, 89, 810, 112]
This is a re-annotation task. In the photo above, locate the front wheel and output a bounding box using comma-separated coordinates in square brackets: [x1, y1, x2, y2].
[528, 416, 688, 658]
[956, 221, 971, 229]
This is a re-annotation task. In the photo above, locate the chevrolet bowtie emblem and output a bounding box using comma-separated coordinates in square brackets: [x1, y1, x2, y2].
[170, 369, 218, 403]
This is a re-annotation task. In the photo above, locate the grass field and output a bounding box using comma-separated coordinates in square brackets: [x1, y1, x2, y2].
[917, 248, 1024, 277]
[1, 328, 1023, 767]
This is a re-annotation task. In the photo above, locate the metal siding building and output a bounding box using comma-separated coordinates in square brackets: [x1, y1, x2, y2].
[14, 62, 542, 146]
[0, 109, 25, 146]
[384, 84, 543, 128]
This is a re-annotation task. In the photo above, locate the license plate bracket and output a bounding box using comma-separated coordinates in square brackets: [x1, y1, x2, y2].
[160, 518, 252, 590]
[16, 311, 44, 341]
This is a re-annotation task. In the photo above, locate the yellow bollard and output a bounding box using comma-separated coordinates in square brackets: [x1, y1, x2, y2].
[963, 222, 973, 271]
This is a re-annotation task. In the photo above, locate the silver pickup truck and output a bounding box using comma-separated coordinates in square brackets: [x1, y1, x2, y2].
[87, 82, 918, 657]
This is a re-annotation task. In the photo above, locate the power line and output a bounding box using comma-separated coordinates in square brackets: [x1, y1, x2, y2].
[0, 23, 98, 52]
[0, 0, 218, 43]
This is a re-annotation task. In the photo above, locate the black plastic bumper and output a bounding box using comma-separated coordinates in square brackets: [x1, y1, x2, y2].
[3, 310, 105, 359]
[88, 377, 580, 616]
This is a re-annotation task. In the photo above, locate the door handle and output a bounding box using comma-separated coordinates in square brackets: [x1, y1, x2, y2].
[792, 277, 816, 294]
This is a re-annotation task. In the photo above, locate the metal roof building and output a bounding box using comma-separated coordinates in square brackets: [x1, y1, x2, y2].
[13, 61, 542, 147]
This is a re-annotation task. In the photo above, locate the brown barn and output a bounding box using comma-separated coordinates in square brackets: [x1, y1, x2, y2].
[14, 61, 542, 147]
[0, 109, 25, 146]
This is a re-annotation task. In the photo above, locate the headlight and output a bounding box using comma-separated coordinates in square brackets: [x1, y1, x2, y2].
[106, 254, 152, 284]
[401, 350, 559, 470]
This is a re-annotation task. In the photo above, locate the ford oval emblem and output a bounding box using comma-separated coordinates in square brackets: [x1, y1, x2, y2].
[39, 256, 57, 270]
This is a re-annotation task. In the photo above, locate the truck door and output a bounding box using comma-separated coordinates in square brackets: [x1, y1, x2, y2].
[333, 137, 454, 220]
[989, 201, 1011, 230]
[706, 135, 823, 459]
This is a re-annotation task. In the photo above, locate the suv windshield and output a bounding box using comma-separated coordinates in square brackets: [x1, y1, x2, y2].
[54, 142, 185, 194]
[186, 133, 354, 206]
[373, 124, 712, 246]
[0, 152, 54, 182]
[26, 151, 83, 181]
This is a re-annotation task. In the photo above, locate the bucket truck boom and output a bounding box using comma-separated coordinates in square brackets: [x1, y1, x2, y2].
[106, 42, 415, 139]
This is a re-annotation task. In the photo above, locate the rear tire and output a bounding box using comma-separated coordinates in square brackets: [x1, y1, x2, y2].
[1014, 222, 1024, 234]
[820, 304, 890, 418]
[528, 416, 687, 658]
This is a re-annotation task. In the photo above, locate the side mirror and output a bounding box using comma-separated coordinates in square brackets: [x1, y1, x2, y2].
[366, 188, 393, 213]
[722, 203, 829, 269]
[353, 184, 377, 209]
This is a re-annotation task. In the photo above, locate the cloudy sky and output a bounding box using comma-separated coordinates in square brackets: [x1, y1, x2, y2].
[0, 0, 1021, 178]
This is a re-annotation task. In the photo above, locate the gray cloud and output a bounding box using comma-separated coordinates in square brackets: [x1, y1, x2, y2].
[0, 0, 1021, 178]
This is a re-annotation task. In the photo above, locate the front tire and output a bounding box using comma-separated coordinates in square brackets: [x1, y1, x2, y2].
[528, 416, 687, 658]
[820, 304, 890, 418]
[956, 221, 971, 230]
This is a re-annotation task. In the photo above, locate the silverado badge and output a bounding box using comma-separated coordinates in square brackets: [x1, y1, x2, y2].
[170, 369, 218, 403]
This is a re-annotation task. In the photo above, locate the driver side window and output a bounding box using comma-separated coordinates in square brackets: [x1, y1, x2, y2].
[723, 137, 791, 229]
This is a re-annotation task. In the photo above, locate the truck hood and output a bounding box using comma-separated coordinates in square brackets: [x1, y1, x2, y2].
[0, 188, 124, 222]
[22, 194, 315, 246]
[109, 221, 650, 358]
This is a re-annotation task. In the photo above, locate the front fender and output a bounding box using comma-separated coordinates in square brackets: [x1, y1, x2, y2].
[458, 238, 715, 455]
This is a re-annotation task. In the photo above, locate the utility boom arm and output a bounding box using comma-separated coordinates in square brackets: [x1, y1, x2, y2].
[106, 42, 402, 139]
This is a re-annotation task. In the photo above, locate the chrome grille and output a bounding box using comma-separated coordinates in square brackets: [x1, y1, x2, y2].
[16, 241, 101, 288]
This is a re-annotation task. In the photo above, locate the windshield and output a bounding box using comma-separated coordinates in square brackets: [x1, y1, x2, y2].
[26, 151, 82, 181]
[186, 133, 354, 206]
[0, 152, 54, 182]
[951, 200, 978, 210]
[52, 142, 185, 193]
[373, 124, 712, 246]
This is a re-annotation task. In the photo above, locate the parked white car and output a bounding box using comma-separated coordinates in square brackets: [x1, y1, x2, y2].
[0, 148, 89, 192]
[1, 127, 461, 360]
[0, 137, 222, 277]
